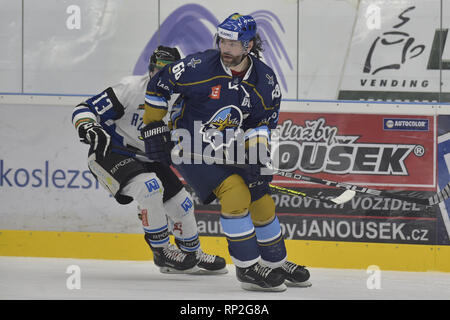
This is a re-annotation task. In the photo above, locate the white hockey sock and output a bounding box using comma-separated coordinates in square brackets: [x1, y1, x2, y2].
[164, 189, 200, 252]
[122, 173, 169, 248]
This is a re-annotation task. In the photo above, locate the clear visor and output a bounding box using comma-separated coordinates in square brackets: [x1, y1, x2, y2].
[214, 34, 250, 52]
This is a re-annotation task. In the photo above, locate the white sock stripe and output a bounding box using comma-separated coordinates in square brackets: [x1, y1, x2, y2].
[256, 231, 282, 243]
[231, 256, 260, 269]
[222, 227, 255, 238]
[260, 257, 287, 269]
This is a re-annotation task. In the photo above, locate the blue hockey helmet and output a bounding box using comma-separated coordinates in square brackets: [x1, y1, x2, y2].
[217, 13, 257, 47]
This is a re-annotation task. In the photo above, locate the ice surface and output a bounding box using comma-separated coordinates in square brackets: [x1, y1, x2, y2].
[0, 256, 449, 300]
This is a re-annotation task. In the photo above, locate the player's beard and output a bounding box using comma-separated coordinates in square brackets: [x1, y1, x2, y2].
[221, 52, 245, 68]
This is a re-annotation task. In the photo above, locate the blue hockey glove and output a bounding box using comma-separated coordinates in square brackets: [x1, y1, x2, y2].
[140, 120, 174, 164]
[78, 122, 111, 160]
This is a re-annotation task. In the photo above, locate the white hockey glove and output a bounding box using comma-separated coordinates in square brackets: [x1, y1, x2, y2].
[78, 122, 111, 160]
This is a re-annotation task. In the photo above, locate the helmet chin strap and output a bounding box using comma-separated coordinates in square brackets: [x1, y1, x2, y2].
[239, 52, 248, 64]
[237, 42, 250, 64]
[241, 44, 253, 63]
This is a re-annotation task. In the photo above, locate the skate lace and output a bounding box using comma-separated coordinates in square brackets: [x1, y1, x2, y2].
[163, 244, 187, 263]
[197, 250, 216, 264]
[282, 261, 301, 274]
[253, 263, 272, 278]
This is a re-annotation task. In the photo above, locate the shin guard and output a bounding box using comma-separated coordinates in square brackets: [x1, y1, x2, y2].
[220, 213, 260, 268]
[254, 217, 287, 268]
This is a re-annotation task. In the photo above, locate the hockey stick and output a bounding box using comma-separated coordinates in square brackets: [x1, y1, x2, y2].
[111, 145, 354, 205]
[272, 170, 450, 207]
[166, 148, 355, 205]
[169, 149, 450, 207]
[267, 183, 355, 205]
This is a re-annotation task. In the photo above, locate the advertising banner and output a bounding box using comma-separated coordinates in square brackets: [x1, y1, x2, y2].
[339, 0, 450, 102]
[1, 103, 447, 246]
[193, 111, 441, 245]
[273, 112, 435, 188]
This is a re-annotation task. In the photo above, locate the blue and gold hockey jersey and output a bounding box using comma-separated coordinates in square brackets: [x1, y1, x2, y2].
[144, 49, 282, 152]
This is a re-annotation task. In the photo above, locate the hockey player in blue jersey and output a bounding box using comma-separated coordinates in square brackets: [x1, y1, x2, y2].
[71, 46, 227, 275]
[141, 13, 311, 291]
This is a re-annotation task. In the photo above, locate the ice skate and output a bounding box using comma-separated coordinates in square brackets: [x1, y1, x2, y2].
[151, 244, 199, 274]
[236, 262, 287, 292]
[275, 261, 312, 287]
[189, 249, 228, 275]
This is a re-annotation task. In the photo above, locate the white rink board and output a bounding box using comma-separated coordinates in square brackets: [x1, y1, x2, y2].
[0, 104, 142, 234]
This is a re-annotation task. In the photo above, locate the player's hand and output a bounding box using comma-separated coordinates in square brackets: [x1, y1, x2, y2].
[140, 120, 174, 165]
[245, 141, 273, 185]
[78, 122, 111, 160]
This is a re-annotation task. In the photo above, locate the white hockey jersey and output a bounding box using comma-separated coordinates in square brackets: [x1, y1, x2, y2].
[72, 74, 177, 161]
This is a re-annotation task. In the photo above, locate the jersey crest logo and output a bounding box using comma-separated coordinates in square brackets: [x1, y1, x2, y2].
[209, 84, 222, 99]
[200, 105, 243, 150]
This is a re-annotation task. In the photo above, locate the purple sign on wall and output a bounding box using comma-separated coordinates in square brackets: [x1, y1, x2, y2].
[133, 4, 293, 92]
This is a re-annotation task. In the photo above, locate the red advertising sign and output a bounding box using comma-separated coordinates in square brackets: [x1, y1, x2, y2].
[273, 112, 436, 191]
[173, 111, 439, 245]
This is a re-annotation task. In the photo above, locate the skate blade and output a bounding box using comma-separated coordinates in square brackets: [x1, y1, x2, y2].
[285, 280, 312, 287]
[159, 265, 201, 274]
[240, 282, 287, 292]
[188, 267, 229, 275]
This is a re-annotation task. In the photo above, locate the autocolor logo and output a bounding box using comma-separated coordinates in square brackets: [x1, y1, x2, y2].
[383, 118, 429, 131]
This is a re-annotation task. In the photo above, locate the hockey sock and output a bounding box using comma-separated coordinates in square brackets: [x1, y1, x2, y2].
[138, 206, 170, 249]
[254, 216, 287, 268]
[220, 213, 260, 268]
[144, 225, 170, 248]
[164, 189, 200, 253]
[173, 234, 200, 253]
[121, 173, 169, 250]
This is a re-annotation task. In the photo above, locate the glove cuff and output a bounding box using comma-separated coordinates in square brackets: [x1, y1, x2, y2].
[141, 121, 170, 139]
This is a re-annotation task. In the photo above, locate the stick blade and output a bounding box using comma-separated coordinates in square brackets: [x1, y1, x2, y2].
[429, 182, 450, 205]
[330, 190, 356, 204]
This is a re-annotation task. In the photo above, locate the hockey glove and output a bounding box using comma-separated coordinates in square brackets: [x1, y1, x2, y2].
[140, 120, 174, 165]
[78, 122, 111, 160]
[245, 140, 273, 186]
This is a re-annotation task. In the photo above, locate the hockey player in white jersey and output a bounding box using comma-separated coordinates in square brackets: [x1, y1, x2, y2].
[71, 46, 227, 274]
